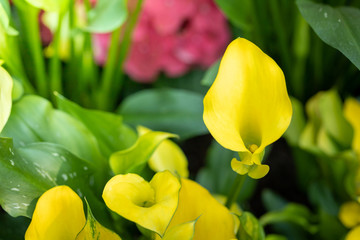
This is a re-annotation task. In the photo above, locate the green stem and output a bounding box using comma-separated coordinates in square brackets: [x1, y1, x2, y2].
[97, 27, 122, 109]
[225, 174, 246, 209]
[248, 0, 264, 48]
[49, 14, 64, 97]
[14, 1, 48, 97]
[98, 0, 143, 110]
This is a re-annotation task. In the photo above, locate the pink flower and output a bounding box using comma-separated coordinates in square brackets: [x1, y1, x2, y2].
[93, 0, 231, 83]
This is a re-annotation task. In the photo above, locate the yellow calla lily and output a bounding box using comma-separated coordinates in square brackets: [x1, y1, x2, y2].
[157, 178, 236, 240]
[0, 66, 13, 133]
[102, 171, 181, 237]
[344, 98, 360, 155]
[346, 226, 360, 240]
[25, 186, 85, 240]
[339, 201, 360, 228]
[203, 38, 292, 178]
[25, 185, 121, 240]
[137, 126, 189, 177]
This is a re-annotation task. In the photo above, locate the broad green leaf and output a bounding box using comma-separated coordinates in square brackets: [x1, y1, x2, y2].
[265, 234, 287, 240]
[260, 204, 318, 234]
[297, 1, 360, 70]
[76, 200, 122, 240]
[85, 0, 128, 33]
[109, 129, 176, 174]
[237, 212, 265, 240]
[201, 59, 220, 86]
[0, 138, 99, 218]
[0, 66, 13, 133]
[55, 93, 137, 158]
[1, 95, 105, 168]
[119, 88, 208, 140]
[24, 0, 70, 13]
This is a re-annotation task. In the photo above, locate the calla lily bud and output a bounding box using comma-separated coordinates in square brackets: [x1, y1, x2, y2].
[203, 38, 292, 178]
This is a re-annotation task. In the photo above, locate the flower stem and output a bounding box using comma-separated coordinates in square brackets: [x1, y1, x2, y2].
[14, 1, 48, 97]
[225, 174, 246, 209]
[49, 14, 64, 97]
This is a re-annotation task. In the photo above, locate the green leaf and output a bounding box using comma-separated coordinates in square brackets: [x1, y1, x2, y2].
[0, 138, 97, 218]
[214, 0, 252, 30]
[118, 88, 208, 140]
[0, 211, 30, 240]
[200, 59, 220, 86]
[237, 211, 266, 240]
[85, 0, 128, 33]
[2, 95, 105, 168]
[55, 93, 137, 158]
[109, 129, 176, 174]
[24, 0, 71, 13]
[76, 200, 122, 240]
[297, 1, 360, 70]
[0, 66, 12, 133]
[260, 203, 318, 234]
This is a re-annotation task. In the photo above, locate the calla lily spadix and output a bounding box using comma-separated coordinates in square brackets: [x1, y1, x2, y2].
[203, 38, 292, 179]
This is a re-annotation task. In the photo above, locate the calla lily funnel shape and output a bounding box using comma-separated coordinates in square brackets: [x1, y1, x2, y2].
[203, 38, 292, 155]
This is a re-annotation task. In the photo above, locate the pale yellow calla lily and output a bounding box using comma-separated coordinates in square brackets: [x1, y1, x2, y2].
[344, 98, 360, 155]
[137, 126, 189, 177]
[25, 185, 121, 240]
[0, 66, 13, 133]
[346, 226, 360, 240]
[102, 171, 181, 237]
[203, 38, 292, 178]
[25, 186, 86, 240]
[157, 178, 236, 240]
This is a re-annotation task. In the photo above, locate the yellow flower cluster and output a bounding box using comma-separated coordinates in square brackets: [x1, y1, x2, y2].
[25, 171, 236, 240]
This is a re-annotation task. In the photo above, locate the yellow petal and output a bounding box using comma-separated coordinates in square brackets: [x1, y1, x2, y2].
[162, 220, 197, 240]
[138, 126, 189, 178]
[339, 201, 360, 228]
[162, 178, 236, 240]
[0, 66, 13, 133]
[346, 226, 360, 240]
[25, 186, 86, 240]
[76, 201, 121, 240]
[203, 38, 292, 153]
[344, 98, 360, 155]
[102, 171, 181, 237]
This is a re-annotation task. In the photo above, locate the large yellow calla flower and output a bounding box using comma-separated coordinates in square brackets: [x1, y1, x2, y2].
[157, 178, 236, 240]
[203, 38, 292, 178]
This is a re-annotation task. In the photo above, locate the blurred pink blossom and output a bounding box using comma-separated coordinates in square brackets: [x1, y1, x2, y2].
[93, 0, 231, 83]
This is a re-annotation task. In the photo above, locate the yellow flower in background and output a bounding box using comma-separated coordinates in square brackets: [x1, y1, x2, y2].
[137, 126, 189, 178]
[25, 185, 121, 240]
[102, 171, 181, 237]
[203, 38, 292, 178]
[344, 98, 360, 156]
[339, 201, 360, 240]
[156, 178, 236, 240]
